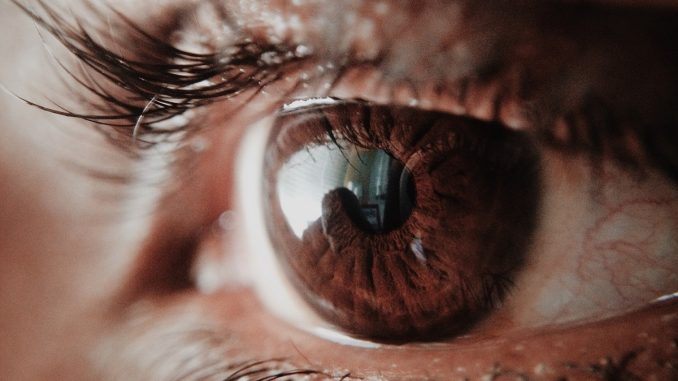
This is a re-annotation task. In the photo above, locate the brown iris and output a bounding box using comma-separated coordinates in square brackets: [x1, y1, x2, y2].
[263, 100, 540, 341]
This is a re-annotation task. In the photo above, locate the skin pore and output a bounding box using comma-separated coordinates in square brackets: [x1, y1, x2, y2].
[1, 0, 677, 380]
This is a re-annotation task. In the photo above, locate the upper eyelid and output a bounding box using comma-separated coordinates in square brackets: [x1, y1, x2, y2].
[15, 0, 678, 184]
[184, 1, 678, 183]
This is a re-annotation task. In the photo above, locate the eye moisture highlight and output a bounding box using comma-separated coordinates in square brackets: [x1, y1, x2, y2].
[262, 100, 541, 341]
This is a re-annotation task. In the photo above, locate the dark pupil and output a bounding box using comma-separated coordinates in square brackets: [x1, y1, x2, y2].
[336, 149, 415, 233]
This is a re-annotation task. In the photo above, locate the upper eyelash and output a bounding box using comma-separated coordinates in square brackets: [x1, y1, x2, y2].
[12, 0, 314, 152]
[7, 0, 601, 150]
[12, 0, 528, 154]
[12, 0, 678, 185]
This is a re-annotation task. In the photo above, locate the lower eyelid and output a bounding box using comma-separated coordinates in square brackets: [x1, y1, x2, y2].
[100, 286, 678, 380]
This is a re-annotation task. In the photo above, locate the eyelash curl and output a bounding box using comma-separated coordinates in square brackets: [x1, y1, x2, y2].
[11, 0, 316, 154]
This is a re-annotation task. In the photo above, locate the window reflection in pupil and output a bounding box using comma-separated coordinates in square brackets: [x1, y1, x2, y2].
[278, 146, 415, 233]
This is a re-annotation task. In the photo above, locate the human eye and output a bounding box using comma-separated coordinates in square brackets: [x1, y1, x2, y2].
[247, 99, 542, 342]
[245, 96, 678, 343]
[229, 1, 678, 347]
[3, 0, 677, 380]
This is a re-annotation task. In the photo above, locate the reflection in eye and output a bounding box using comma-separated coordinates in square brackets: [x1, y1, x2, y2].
[278, 140, 417, 236]
[261, 99, 541, 340]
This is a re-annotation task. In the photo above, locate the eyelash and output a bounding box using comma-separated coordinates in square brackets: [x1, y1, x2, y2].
[6, 1, 676, 377]
[5, 3, 535, 146]
[14, 0, 678, 189]
[13, 0, 315, 152]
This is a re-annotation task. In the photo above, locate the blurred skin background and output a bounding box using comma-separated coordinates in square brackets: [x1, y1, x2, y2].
[1, 0, 678, 380]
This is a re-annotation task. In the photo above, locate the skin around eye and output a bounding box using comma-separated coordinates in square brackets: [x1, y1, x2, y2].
[3, 1, 678, 380]
[261, 99, 541, 341]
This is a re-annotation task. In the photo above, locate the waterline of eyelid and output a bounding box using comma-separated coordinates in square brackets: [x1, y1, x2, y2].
[309, 327, 381, 349]
[281, 97, 341, 112]
[653, 291, 678, 303]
